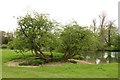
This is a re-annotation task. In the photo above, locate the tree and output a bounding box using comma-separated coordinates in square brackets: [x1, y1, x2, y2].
[117, 35, 120, 50]
[14, 12, 58, 62]
[105, 20, 117, 49]
[0, 31, 2, 46]
[1, 31, 8, 44]
[59, 22, 96, 61]
[0, 31, 14, 44]
[113, 34, 120, 50]
[98, 13, 107, 49]
[90, 19, 97, 33]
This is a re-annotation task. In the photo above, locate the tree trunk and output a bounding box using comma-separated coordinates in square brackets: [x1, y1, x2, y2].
[61, 48, 73, 61]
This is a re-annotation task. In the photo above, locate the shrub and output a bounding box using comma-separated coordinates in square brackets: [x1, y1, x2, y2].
[19, 59, 44, 66]
[73, 55, 84, 60]
[31, 60, 44, 66]
[8, 41, 14, 50]
[1, 44, 8, 49]
[19, 61, 30, 66]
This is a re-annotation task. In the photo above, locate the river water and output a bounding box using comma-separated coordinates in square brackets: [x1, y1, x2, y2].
[80, 51, 119, 64]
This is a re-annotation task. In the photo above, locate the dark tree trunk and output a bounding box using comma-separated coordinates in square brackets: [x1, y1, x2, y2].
[61, 48, 73, 61]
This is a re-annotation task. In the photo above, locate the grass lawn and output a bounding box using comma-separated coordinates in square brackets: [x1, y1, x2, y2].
[1, 49, 118, 78]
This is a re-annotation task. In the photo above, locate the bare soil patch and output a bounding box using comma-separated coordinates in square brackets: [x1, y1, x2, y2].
[5, 59, 94, 67]
[5, 60, 66, 67]
[68, 59, 94, 64]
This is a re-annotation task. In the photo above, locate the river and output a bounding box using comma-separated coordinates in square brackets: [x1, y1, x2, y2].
[80, 51, 119, 64]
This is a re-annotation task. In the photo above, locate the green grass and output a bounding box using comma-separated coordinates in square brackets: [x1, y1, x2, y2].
[1, 49, 118, 78]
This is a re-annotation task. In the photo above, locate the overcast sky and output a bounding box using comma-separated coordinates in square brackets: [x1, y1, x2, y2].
[0, 0, 119, 32]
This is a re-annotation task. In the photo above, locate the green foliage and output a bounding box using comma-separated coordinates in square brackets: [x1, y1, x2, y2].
[13, 12, 59, 60]
[1, 31, 14, 44]
[19, 59, 44, 66]
[73, 55, 84, 60]
[43, 52, 63, 58]
[114, 35, 120, 50]
[1, 44, 8, 49]
[103, 26, 118, 50]
[117, 35, 120, 50]
[59, 22, 97, 60]
[13, 32, 30, 51]
[11, 12, 119, 61]
[7, 41, 14, 49]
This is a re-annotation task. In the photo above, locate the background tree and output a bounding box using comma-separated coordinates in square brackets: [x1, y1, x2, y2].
[1, 31, 14, 44]
[0, 31, 2, 46]
[0, 31, 14, 49]
[105, 20, 117, 50]
[113, 34, 120, 50]
[98, 13, 107, 50]
[90, 19, 97, 33]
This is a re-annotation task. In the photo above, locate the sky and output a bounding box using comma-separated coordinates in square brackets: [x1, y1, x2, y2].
[0, 0, 119, 32]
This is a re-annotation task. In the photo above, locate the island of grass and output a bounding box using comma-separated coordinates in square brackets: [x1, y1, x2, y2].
[2, 49, 118, 78]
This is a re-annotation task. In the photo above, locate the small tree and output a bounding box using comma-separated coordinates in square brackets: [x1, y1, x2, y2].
[14, 12, 58, 61]
[59, 22, 96, 61]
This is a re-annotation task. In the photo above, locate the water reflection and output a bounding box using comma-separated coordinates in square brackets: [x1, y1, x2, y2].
[81, 51, 119, 64]
[96, 59, 100, 64]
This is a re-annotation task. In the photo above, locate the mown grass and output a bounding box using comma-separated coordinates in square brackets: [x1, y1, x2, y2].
[1, 49, 118, 78]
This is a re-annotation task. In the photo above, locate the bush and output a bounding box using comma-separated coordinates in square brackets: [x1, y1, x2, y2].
[8, 41, 14, 50]
[19, 61, 30, 66]
[73, 55, 84, 60]
[19, 59, 44, 66]
[1, 44, 8, 49]
[29, 60, 44, 66]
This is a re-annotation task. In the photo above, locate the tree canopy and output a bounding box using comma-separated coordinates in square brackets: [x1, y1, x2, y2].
[10, 12, 119, 62]
[14, 13, 59, 61]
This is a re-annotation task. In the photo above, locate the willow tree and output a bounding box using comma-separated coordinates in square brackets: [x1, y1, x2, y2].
[14, 12, 58, 61]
